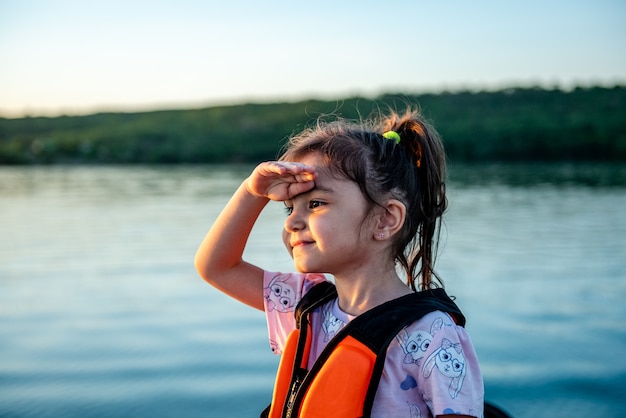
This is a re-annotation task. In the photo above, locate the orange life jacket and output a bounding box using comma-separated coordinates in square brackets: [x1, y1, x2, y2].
[262, 281, 466, 418]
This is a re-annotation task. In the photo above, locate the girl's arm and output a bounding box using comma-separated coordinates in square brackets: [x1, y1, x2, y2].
[194, 161, 316, 311]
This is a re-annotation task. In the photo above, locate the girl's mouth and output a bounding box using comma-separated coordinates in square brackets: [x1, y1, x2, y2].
[291, 240, 313, 248]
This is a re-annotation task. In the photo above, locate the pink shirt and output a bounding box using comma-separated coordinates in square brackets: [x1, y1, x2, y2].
[263, 271, 484, 417]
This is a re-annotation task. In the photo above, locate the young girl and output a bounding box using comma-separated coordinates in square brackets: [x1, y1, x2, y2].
[194, 109, 484, 417]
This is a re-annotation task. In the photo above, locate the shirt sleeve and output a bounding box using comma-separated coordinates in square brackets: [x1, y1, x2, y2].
[263, 270, 328, 355]
[373, 311, 484, 417]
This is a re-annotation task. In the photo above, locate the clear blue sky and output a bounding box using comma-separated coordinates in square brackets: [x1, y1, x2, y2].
[1, 0, 624, 117]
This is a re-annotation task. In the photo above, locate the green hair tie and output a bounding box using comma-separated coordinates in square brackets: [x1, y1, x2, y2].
[383, 130, 401, 144]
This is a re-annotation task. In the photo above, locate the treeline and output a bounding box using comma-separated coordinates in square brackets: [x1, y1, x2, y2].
[0, 85, 624, 164]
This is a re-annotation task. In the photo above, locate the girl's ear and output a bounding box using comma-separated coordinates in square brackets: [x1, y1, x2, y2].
[374, 198, 406, 241]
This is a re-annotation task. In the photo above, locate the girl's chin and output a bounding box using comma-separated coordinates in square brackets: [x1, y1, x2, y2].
[294, 264, 330, 276]
[294, 265, 311, 273]
[293, 261, 317, 274]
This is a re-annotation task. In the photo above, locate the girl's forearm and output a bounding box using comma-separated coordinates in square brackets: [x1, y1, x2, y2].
[194, 181, 268, 310]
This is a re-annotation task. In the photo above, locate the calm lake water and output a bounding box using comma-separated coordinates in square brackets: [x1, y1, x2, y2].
[1, 164, 625, 418]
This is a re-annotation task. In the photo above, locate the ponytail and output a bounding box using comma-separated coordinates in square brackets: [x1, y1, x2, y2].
[380, 109, 447, 290]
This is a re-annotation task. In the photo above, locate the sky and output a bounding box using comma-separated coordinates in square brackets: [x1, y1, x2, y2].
[1, 0, 625, 118]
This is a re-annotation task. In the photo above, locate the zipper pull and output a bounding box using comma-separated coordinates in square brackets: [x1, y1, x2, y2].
[284, 374, 302, 418]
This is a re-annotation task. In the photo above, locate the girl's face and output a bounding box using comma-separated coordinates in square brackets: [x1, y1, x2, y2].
[282, 153, 377, 275]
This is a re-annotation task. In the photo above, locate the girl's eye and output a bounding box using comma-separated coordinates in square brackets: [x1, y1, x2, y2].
[308, 200, 325, 210]
[284, 205, 293, 216]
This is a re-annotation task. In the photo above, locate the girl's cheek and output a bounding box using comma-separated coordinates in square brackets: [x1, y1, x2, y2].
[282, 229, 293, 257]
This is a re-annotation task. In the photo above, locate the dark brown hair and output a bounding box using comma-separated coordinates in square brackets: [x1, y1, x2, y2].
[280, 108, 447, 290]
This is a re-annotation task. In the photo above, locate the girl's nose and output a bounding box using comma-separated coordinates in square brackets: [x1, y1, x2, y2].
[284, 209, 305, 232]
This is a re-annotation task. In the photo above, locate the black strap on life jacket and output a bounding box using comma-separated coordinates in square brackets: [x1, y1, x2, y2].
[281, 281, 466, 417]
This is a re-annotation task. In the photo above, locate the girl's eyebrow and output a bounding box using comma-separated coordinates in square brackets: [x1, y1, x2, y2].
[312, 184, 334, 193]
[291, 181, 334, 201]
[294, 186, 332, 201]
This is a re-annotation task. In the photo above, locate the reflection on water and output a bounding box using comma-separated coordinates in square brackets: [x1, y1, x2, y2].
[449, 162, 626, 188]
[1, 163, 625, 418]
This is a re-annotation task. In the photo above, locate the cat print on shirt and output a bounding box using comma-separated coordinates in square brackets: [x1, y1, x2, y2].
[397, 317, 444, 366]
[264, 274, 299, 312]
[422, 338, 466, 399]
[407, 401, 421, 418]
[321, 302, 343, 342]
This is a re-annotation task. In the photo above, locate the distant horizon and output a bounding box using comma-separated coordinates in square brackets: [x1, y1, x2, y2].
[2, 80, 623, 120]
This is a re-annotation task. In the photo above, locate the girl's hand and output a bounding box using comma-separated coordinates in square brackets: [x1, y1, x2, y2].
[245, 161, 316, 201]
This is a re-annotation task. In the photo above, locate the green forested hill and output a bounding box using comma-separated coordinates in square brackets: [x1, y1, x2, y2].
[1, 86, 624, 164]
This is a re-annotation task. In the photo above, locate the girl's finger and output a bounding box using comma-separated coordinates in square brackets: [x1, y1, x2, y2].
[294, 171, 316, 183]
[282, 162, 317, 181]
